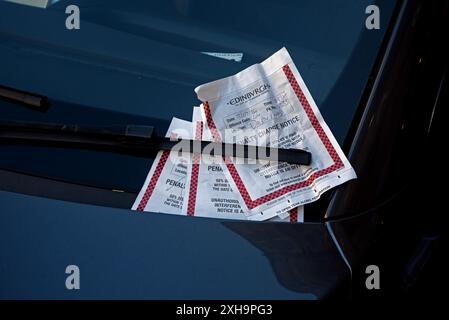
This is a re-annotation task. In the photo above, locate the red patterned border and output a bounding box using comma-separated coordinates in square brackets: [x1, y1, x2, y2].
[136, 150, 170, 211]
[289, 207, 298, 223]
[202, 64, 344, 209]
[186, 121, 203, 216]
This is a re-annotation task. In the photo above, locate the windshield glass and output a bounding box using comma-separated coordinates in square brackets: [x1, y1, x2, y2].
[0, 0, 396, 194]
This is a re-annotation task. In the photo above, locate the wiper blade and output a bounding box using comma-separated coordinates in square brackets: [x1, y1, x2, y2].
[0, 121, 312, 165]
[0, 85, 49, 111]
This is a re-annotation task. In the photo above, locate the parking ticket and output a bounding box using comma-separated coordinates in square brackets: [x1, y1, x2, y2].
[132, 117, 193, 214]
[183, 107, 303, 222]
[195, 47, 357, 220]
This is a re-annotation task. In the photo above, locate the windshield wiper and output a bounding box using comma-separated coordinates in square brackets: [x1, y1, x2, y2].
[0, 85, 49, 111]
[0, 121, 311, 165]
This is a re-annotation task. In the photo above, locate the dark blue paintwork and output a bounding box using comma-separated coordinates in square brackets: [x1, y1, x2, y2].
[0, 190, 344, 299]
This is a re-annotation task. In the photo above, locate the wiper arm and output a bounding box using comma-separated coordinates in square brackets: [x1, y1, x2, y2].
[0, 121, 311, 165]
[0, 85, 49, 111]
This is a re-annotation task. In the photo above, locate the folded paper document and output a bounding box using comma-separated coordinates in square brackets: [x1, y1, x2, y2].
[195, 47, 356, 220]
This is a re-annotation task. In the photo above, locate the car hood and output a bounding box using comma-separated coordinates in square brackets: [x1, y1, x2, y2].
[0, 190, 348, 299]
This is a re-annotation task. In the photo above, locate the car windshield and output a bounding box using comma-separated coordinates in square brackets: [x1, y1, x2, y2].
[0, 0, 396, 194]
